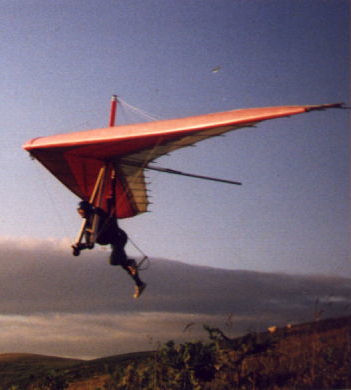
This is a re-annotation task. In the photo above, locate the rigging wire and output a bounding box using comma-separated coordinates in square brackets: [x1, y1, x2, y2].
[127, 235, 150, 270]
[32, 159, 71, 240]
[111, 97, 171, 268]
[106, 97, 161, 269]
[118, 97, 162, 122]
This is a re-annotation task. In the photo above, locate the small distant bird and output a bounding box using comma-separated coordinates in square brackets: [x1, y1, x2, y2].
[183, 322, 195, 332]
[211, 65, 221, 73]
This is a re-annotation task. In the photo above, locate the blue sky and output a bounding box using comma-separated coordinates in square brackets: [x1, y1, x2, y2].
[1, 0, 349, 276]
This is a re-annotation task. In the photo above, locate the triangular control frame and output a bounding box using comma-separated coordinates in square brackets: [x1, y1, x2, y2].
[74, 163, 115, 248]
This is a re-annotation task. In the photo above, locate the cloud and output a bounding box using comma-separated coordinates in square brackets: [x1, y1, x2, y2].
[0, 312, 235, 359]
[0, 237, 350, 358]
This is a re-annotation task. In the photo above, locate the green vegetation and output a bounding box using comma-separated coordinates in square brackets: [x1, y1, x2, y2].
[102, 316, 351, 389]
[0, 316, 350, 389]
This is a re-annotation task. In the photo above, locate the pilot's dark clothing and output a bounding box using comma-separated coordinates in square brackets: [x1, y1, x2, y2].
[94, 207, 128, 265]
[86, 207, 144, 287]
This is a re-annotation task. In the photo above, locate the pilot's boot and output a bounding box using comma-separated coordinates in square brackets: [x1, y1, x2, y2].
[134, 281, 147, 299]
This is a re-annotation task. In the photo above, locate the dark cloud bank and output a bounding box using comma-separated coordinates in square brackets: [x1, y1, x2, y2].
[0, 238, 350, 359]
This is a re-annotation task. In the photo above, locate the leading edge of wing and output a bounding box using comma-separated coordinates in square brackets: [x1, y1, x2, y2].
[22, 103, 343, 152]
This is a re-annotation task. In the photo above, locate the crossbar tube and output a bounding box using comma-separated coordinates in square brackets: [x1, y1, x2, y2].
[146, 164, 242, 186]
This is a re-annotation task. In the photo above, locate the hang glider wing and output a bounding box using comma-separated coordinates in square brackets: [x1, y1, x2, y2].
[23, 103, 342, 218]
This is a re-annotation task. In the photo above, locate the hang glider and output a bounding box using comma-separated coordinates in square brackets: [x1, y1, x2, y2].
[23, 99, 342, 220]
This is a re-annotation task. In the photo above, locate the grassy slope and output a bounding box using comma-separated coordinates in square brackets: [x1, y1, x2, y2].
[0, 315, 349, 389]
[0, 354, 82, 389]
[0, 351, 153, 389]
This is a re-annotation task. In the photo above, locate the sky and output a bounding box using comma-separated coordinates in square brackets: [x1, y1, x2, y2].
[0, 0, 350, 358]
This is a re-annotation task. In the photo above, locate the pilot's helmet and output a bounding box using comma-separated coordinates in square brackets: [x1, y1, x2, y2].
[78, 200, 93, 213]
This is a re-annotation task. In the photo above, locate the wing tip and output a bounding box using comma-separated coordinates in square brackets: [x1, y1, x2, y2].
[305, 103, 345, 112]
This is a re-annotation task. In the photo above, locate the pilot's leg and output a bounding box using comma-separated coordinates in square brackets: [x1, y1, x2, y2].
[110, 244, 146, 297]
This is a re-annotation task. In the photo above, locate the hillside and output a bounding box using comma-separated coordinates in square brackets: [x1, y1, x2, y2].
[0, 354, 82, 389]
[0, 315, 349, 389]
[0, 351, 152, 389]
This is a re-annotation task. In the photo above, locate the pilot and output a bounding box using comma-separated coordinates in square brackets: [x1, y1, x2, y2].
[73, 200, 146, 298]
